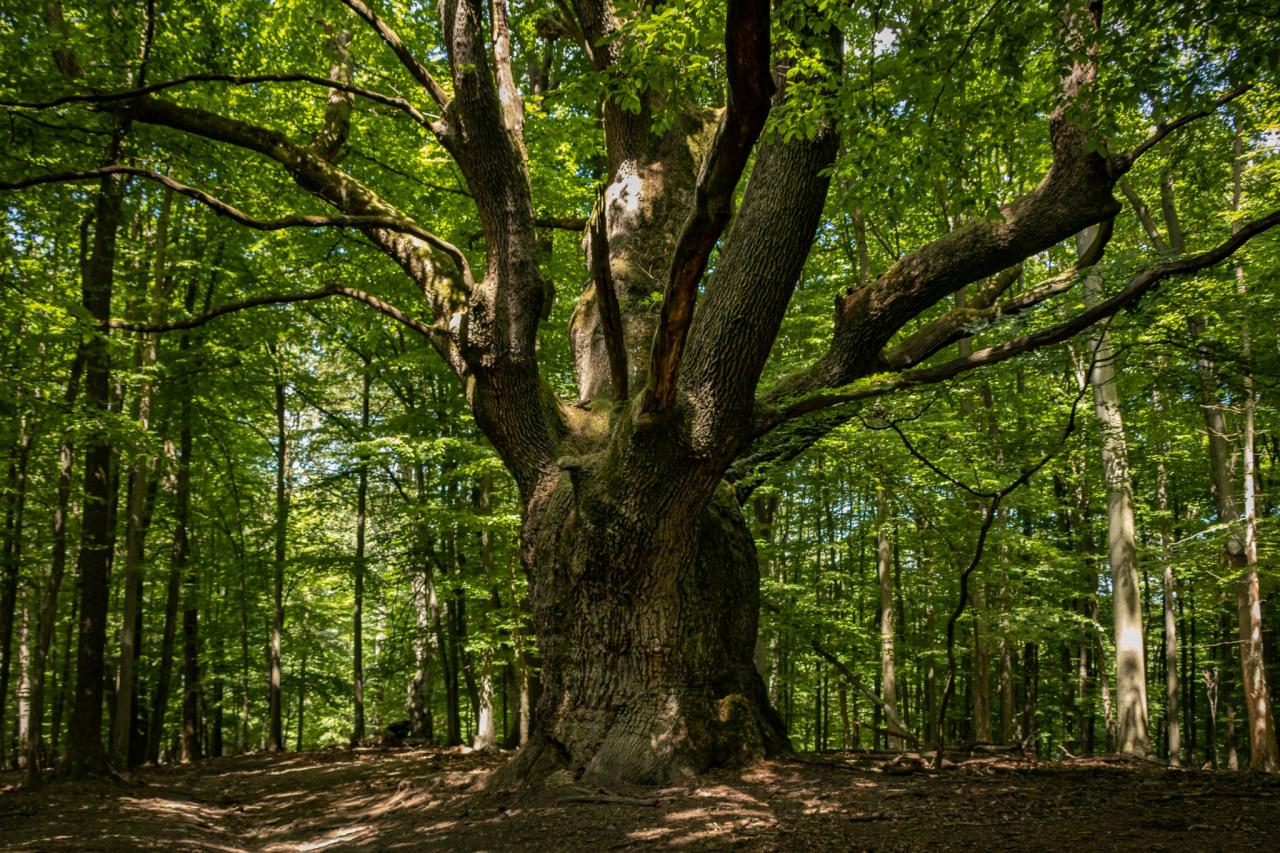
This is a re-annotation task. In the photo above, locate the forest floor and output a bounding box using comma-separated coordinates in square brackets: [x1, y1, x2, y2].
[2, 746, 1279, 851]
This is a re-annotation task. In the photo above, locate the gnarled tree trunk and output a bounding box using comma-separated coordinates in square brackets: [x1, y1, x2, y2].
[513, 478, 786, 784]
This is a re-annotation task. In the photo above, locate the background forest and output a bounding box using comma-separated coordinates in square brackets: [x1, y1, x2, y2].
[1, 0, 1279, 788]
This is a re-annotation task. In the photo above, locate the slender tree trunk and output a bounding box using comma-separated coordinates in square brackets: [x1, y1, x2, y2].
[24, 353, 82, 787]
[15, 589, 32, 768]
[1022, 642, 1039, 757]
[1080, 227, 1149, 756]
[1192, 310, 1280, 772]
[110, 187, 171, 769]
[296, 631, 306, 752]
[351, 368, 369, 745]
[877, 487, 900, 750]
[472, 475, 497, 751]
[1154, 388, 1181, 766]
[268, 362, 288, 752]
[1229, 137, 1280, 773]
[60, 163, 127, 780]
[0, 413, 32, 767]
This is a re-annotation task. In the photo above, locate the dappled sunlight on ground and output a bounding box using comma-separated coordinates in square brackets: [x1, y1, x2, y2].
[4, 748, 1280, 850]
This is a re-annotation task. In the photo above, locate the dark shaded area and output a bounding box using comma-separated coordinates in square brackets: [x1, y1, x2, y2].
[2, 747, 1279, 851]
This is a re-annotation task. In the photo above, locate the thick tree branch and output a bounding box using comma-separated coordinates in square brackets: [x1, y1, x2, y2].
[760, 1, 1122, 408]
[760, 207, 1280, 429]
[0, 73, 441, 131]
[113, 96, 471, 316]
[339, 0, 451, 111]
[641, 0, 774, 414]
[0, 165, 472, 284]
[490, 0, 525, 137]
[884, 220, 1112, 370]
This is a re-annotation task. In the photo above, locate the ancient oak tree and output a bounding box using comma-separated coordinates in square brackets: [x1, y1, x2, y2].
[3, 0, 1279, 783]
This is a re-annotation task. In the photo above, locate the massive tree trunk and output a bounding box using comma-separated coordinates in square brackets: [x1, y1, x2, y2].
[1079, 227, 1148, 757]
[512, 478, 786, 785]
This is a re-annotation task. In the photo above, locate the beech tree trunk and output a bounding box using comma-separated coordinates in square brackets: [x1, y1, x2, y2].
[352, 367, 369, 745]
[1079, 227, 1148, 756]
[876, 487, 901, 750]
[1230, 139, 1280, 773]
[268, 359, 288, 752]
[1192, 313, 1280, 773]
[0, 409, 31, 767]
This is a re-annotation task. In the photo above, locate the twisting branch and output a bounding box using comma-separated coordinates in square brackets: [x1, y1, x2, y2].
[764, 207, 1280, 428]
[1111, 84, 1252, 175]
[310, 25, 355, 161]
[641, 0, 774, 414]
[490, 0, 525, 136]
[105, 284, 440, 341]
[0, 73, 441, 131]
[932, 372, 1092, 765]
[884, 220, 1111, 370]
[0, 165, 472, 285]
[589, 188, 628, 401]
[339, 0, 451, 111]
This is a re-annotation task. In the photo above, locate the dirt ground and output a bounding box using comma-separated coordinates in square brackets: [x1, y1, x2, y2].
[2, 747, 1278, 851]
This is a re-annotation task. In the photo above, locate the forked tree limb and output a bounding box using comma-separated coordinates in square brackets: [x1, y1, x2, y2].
[1110, 84, 1252, 174]
[641, 0, 774, 414]
[884, 220, 1112, 370]
[759, 206, 1280, 431]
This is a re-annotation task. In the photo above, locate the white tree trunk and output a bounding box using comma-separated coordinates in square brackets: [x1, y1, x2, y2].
[1080, 227, 1148, 756]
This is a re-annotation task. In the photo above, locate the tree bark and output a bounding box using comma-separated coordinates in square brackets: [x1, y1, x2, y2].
[1192, 313, 1280, 772]
[111, 185, 172, 768]
[876, 487, 900, 750]
[1079, 227, 1148, 756]
[1230, 136, 1279, 773]
[268, 357, 288, 752]
[351, 366, 369, 745]
[1154, 386, 1180, 766]
[60, 165, 127, 780]
[0, 410, 32, 768]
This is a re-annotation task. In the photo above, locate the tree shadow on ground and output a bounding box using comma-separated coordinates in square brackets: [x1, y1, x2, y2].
[3, 748, 1279, 851]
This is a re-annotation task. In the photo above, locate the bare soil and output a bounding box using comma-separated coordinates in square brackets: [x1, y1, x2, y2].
[2, 747, 1278, 851]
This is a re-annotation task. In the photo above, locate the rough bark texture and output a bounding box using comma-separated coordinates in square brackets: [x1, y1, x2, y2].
[513, 475, 786, 785]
